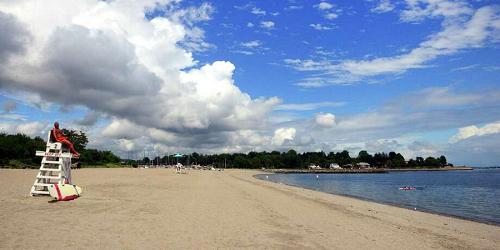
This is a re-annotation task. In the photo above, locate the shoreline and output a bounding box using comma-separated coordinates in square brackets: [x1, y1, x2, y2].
[385, 166, 474, 171]
[265, 168, 387, 174]
[262, 166, 473, 174]
[254, 173, 499, 226]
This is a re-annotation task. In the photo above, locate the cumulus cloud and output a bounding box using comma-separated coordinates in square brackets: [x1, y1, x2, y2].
[74, 111, 101, 126]
[324, 13, 339, 20]
[0, 0, 279, 151]
[0, 121, 47, 137]
[260, 21, 275, 29]
[315, 113, 336, 127]
[287, 86, 500, 160]
[310, 23, 333, 30]
[251, 7, 266, 15]
[272, 127, 296, 146]
[314, 1, 340, 20]
[317, 2, 334, 10]
[450, 121, 500, 142]
[444, 133, 500, 166]
[0, 11, 31, 61]
[371, 0, 395, 13]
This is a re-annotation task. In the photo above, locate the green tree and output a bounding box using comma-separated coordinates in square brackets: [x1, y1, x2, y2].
[439, 155, 447, 166]
[425, 157, 440, 167]
[336, 150, 351, 166]
[284, 149, 301, 169]
[233, 155, 249, 168]
[416, 157, 424, 167]
[61, 129, 88, 152]
[357, 150, 373, 165]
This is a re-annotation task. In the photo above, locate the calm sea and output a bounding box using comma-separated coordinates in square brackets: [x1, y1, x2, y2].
[256, 168, 500, 225]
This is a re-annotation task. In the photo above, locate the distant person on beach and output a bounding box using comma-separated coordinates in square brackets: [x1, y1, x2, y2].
[51, 121, 80, 158]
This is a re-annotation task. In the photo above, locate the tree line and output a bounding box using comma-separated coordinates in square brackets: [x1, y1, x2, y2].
[0, 132, 449, 169]
[143, 150, 449, 169]
[0, 132, 120, 168]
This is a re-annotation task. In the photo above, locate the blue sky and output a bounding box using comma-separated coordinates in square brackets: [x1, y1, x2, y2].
[0, 0, 499, 166]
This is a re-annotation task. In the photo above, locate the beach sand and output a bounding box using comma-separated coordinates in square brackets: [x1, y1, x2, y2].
[0, 168, 498, 249]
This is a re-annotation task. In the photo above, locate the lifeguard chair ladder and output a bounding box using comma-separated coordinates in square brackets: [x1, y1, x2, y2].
[30, 131, 73, 196]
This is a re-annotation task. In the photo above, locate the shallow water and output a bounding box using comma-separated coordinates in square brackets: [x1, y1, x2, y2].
[256, 168, 500, 225]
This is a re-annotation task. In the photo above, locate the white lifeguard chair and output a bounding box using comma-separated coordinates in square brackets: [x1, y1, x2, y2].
[30, 131, 74, 196]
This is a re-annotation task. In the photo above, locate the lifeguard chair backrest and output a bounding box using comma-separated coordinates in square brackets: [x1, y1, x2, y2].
[49, 128, 57, 143]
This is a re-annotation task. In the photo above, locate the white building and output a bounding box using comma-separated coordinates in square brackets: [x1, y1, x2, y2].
[357, 162, 370, 169]
[329, 163, 342, 169]
[308, 164, 322, 170]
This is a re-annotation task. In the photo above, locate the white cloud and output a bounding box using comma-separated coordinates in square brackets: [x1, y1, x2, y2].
[275, 101, 345, 111]
[285, 5, 303, 11]
[285, 1, 500, 86]
[310, 23, 333, 30]
[260, 21, 275, 29]
[251, 7, 266, 15]
[315, 2, 340, 20]
[241, 40, 262, 49]
[233, 50, 254, 55]
[170, 2, 215, 25]
[450, 121, 500, 142]
[324, 13, 339, 20]
[400, 0, 472, 22]
[371, 0, 395, 13]
[0, 121, 47, 137]
[0, 113, 26, 121]
[317, 2, 334, 10]
[336, 112, 395, 130]
[342, 5, 499, 76]
[236, 40, 265, 56]
[450, 64, 480, 72]
[247, 22, 254, 28]
[272, 127, 296, 146]
[405, 87, 482, 107]
[315, 113, 336, 127]
[0, 0, 279, 151]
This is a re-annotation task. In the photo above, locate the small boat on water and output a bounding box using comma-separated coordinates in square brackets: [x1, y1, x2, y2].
[399, 186, 416, 190]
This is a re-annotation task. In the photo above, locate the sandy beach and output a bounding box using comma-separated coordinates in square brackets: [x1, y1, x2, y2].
[0, 168, 498, 249]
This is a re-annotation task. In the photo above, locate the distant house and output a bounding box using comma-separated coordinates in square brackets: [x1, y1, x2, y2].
[342, 164, 353, 169]
[329, 163, 342, 169]
[357, 162, 370, 169]
[308, 164, 322, 170]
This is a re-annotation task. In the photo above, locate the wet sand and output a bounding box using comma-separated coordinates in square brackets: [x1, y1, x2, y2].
[0, 168, 498, 249]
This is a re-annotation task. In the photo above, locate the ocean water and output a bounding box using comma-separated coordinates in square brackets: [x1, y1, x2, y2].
[256, 168, 500, 225]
